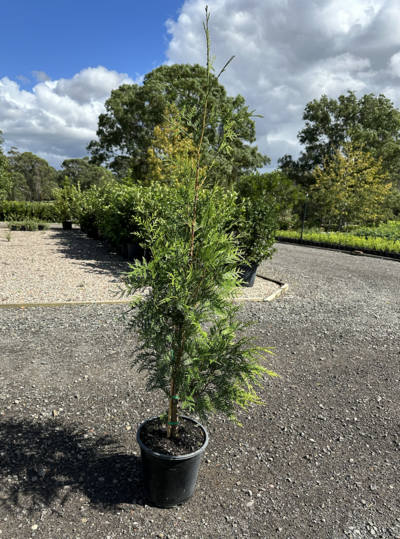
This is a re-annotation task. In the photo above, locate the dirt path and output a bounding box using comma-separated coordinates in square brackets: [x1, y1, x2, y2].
[0, 229, 280, 304]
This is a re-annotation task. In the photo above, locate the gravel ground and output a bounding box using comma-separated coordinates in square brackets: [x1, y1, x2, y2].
[0, 229, 279, 304]
[0, 244, 399, 539]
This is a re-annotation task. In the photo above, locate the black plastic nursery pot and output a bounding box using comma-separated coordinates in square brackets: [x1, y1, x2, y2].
[62, 220, 72, 230]
[127, 242, 144, 261]
[137, 416, 208, 508]
[238, 263, 259, 287]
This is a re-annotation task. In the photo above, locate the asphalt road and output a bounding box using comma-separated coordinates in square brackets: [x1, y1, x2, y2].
[0, 243, 399, 539]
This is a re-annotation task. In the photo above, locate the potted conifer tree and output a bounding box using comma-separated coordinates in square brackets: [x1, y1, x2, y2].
[123, 8, 277, 508]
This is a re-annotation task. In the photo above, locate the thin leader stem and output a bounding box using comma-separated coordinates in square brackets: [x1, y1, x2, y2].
[190, 6, 212, 259]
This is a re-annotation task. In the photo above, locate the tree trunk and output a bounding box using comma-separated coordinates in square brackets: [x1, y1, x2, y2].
[167, 380, 178, 439]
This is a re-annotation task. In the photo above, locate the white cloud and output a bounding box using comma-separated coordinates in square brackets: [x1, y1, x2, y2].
[0, 67, 136, 167]
[389, 51, 400, 77]
[166, 0, 400, 168]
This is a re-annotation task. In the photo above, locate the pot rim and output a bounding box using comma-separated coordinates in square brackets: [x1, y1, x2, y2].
[137, 415, 209, 461]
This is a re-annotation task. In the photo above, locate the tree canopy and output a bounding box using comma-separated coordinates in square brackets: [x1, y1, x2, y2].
[87, 63, 269, 186]
[7, 148, 58, 201]
[279, 91, 400, 190]
[310, 142, 392, 227]
[0, 131, 13, 201]
[56, 157, 114, 190]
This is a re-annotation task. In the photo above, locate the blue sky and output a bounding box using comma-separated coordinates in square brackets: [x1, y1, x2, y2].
[1, 0, 400, 169]
[1, 0, 184, 91]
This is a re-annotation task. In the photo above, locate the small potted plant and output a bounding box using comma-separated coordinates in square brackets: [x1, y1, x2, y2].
[52, 177, 80, 230]
[123, 9, 277, 508]
[233, 170, 300, 286]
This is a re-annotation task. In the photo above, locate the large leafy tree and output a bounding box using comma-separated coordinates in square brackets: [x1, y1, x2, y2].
[56, 157, 114, 190]
[87, 63, 269, 185]
[279, 91, 400, 190]
[7, 148, 58, 201]
[310, 142, 392, 228]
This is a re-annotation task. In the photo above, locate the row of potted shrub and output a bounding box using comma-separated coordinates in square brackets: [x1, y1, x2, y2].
[276, 230, 400, 258]
[6, 220, 51, 231]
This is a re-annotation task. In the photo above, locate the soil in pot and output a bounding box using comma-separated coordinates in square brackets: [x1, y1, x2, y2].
[137, 416, 208, 508]
[139, 416, 205, 457]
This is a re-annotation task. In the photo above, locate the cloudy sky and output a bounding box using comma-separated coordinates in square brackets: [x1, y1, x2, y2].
[1, 0, 400, 169]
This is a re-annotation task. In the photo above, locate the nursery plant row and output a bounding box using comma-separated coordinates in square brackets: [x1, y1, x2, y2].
[6, 220, 51, 231]
[276, 230, 400, 258]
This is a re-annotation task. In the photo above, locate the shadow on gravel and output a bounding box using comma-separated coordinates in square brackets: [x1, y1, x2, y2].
[0, 419, 143, 512]
[48, 229, 130, 280]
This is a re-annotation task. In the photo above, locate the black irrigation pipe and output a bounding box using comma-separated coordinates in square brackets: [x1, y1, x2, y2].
[275, 237, 400, 262]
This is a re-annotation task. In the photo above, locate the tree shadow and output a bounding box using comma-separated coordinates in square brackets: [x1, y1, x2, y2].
[0, 418, 144, 513]
[48, 229, 130, 280]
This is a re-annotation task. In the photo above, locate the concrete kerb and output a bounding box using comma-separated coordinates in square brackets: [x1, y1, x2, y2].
[0, 277, 289, 309]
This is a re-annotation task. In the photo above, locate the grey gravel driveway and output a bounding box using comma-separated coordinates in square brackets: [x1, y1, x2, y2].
[0, 244, 399, 539]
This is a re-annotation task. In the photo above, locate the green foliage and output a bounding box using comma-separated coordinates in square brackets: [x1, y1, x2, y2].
[309, 141, 392, 228]
[122, 9, 277, 435]
[351, 221, 400, 242]
[5, 231, 11, 242]
[7, 147, 58, 201]
[0, 131, 13, 201]
[279, 91, 400, 190]
[52, 178, 81, 222]
[234, 171, 302, 264]
[57, 157, 114, 190]
[87, 62, 269, 187]
[0, 200, 59, 221]
[278, 228, 400, 253]
[24, 220, 39, 231]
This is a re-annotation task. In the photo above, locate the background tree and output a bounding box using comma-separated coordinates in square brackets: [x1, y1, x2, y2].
[56, 157, 114, 190]
[0, 132, 13, 201]
[310, 142, 392, 229]
[7, 148, 58, 201]
[87, 63, 269, 186]
[146, 104, 206, 185]
[279, 91, 400, 190]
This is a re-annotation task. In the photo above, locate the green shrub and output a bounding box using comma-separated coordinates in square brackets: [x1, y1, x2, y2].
[52, 178, 80, 222]
[25, 220, 38, 231]
[277, 229, 400, 253]
[0, 201, 59, 222]
[351, 221, 400, 242]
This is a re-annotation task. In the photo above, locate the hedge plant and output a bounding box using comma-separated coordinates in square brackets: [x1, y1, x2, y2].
[277, 229, 400, 253]
[0, 201, 59, 222]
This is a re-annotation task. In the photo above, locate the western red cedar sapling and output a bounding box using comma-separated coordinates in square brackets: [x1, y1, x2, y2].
[123, 6, 278, 439]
